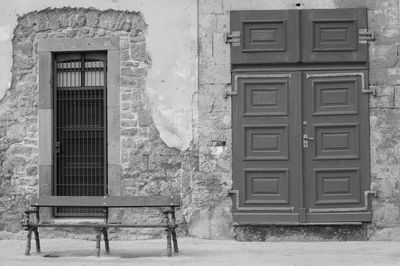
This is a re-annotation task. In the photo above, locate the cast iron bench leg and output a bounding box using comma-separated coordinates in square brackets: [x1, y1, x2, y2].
[25, 227, 32, 256]
[166, 228, 172, 257]
[34, 228, 41, 253]
[95, 229, 101, 257]
[102, 228, 110, 254]
[171, 229, 178, 253]
[171, 208, 178, 253]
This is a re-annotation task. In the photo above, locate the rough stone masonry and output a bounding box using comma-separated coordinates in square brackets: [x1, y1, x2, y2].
[2, 0, 400, 242]
[197, 0, 400, 240]
[0, 7, 204, 240]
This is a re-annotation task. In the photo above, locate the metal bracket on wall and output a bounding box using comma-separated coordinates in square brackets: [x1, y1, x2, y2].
[309, 190, 378, 213]
[228, 189, 295, 211]
[359, 29, 375, 43]
[224, 73, 292, 99]
[306, 72, 376, 95]
[225, 31, 241, 46]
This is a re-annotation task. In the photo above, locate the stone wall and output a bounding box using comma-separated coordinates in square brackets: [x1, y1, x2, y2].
[1, 0, 400, 241]
[197, 0, 400, 240]
[0, 7, 197, 239]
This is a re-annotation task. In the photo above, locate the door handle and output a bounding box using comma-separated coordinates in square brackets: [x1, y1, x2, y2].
[303, 134, 314, 148]
[55, 141, 61, 154]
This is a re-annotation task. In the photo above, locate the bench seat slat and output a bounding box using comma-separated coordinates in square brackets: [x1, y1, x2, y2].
[30, 196, 180, 207]
[33, 224, 168, 228]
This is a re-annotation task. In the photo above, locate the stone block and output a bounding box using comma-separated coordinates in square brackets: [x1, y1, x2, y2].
[212, 33, 230, 64]
[394, 86, 400, 108]
[199, 60, 230, 84]
[369, 67, 400, 86]
[199, 14, 217, 33]
[108, 164, 122, 197]
[85, 11, 99, 27]
[108, 106, 120, 165]
[372, 202, 400, 226]
[38, 109, 52, 165]
[38, 52, 52, 109]
[199, 84, 230, 114]
[199, 0, 224, 15]
[369, 45, 399, 69]
[369, 85, 395, 108]
[107, 49, 121, 107]
[39, 165, 52, 196]
[188, 208, 211, 238]
[216, 14, 229, 32]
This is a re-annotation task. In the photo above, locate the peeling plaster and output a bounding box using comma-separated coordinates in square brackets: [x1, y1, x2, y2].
[0, 0, 197, 151]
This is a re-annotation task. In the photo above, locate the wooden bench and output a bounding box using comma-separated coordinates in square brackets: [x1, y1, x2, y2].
[21, 195, 180, 257]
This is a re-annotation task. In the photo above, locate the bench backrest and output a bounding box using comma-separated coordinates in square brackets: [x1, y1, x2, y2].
[30, 195, 180, 208]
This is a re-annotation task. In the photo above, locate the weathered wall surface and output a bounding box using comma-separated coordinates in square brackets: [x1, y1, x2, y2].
[0, 1, 198, 240]
[1, 0, 400, 241]
[0, 0, 197, 151]
[197, 0, 400, 240]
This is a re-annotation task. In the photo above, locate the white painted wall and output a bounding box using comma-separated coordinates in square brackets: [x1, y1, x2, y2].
[0, 0, 197, 151]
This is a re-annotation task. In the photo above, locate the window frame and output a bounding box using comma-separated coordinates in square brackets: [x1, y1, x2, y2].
[38, 38, 121, 204]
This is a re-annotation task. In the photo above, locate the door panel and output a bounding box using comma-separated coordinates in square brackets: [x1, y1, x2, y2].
[301, 8, 368, 62]
[230, 10, 300, 64]
[232, 72, 302, 222]
[303, 70, 371, 222]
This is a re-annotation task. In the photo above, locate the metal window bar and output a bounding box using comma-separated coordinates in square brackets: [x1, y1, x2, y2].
[54, 52, 107, 217]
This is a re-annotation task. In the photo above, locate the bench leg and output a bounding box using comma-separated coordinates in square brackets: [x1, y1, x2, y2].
[95, 229, 101, 257]
[172, 229, 178, 253]
[25, 227, 32, 256]
[102, 228, 110, 254]
[166, 229, 172, 257]
[34, 228, 41, 253]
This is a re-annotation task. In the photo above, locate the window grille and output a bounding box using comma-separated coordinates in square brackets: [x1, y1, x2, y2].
[54, 52, 107, 216]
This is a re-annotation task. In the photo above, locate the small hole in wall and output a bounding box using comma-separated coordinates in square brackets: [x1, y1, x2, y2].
[296, 3, 302, 7]
[211, 140, 227, 147]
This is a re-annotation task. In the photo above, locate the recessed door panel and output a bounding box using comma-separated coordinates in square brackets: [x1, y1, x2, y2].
[301, 8, 368, 62]
[243, 80, 288, 116]
[314, 168, 361, 205]
[313, 78, 359, 115]
[303, 70, 370, 219]
[230, 10, 300, 64]
[232, 72, 301, 221]
[244, 168, 290, 205]
[314, 123, 360, 160]
[244, 125, 289, 160]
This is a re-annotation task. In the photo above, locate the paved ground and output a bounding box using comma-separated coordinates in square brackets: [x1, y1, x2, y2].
[0, 238, 399, 265]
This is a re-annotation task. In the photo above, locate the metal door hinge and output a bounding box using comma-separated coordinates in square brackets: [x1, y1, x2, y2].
[306, 72, 376, 95]
[229, 189, 294, 211]
[225, 31, 241, 46]
[309, 190, 378, 213]
[359, 29, 375, 43]
[224, 90, 238, 98]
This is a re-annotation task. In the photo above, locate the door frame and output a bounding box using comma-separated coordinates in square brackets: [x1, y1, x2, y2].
[38, 38, 122, 210]
[230, 67, 373, 224]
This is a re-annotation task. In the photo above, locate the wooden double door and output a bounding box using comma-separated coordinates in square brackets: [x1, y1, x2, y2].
[231, 70, 371, 224]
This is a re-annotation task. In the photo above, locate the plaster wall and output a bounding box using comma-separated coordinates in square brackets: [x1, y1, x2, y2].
[0, 0, 197, 151]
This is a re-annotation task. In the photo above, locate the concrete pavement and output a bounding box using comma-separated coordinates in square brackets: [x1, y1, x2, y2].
[0, 238, 399, 265]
